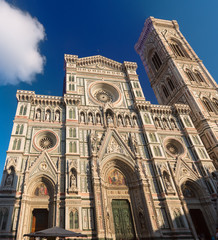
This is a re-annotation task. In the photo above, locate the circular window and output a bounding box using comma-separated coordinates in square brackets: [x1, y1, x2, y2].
[34, 130, 58, 151]
[95, 90, 113, 103]
[39, 137, 54, 149]
[164, 138, 185, 157]
[89, 81, 121, 105]
[166, 143, 179, 155]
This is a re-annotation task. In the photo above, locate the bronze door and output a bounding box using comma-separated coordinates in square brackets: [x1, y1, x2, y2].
[112, 199, 135, 240]
[31, 209, 48, 232]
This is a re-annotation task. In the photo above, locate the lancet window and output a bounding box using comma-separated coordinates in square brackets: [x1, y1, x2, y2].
[169, 40, 188, 58]
[12, 139, 21, 150]
[162, 86, 169, 98]
[19, 105, 27, 115]
[185, 70, 196, 82]
[69, 209, 79, 229]
[151, 52, 162, 71]
[167, 78, 175, 91]
[202, 97, 214, 112]
[194, 71, 204, 83]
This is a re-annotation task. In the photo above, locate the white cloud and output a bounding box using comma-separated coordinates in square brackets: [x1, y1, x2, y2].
[0, 0, 45, 85]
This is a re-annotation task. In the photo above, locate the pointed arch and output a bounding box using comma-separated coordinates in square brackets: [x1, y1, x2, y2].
[69, 109, 73, 119]
[167, 78, 175, 91]
[23, 105, 27, 115]
[12, 139, 17, 150]
[162, 85, 169, 98]
[194, 70, 204, 83]
[69, 142, 73, 152]
[202, 97, 214, 112]
[185, 69, 196, 82]
[20, 124, 24, 134]
[212, 98, 218, 111]
[15, 125, 20, 134]
[72, 142, 77, 153]
[19, 105, 23, 115]
[69, 128, 73, 138]
[69, 209, 79, 229]
[151, 51, 162, 71]
[17, 139, 21, 150]
[72, 128, 76, 137]
[169, 39, 188, 58]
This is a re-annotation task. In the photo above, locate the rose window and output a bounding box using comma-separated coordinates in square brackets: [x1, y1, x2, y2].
[95, 90, 112, 103]
[166, 143, 178, 155]
[164, 138, 185, 157]
[89, 82, 121, 105]
[34, 130, 58, 151]
[39, 137, 54, 149]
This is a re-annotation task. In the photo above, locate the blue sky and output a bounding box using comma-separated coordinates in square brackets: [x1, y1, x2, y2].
[0, 0, 218, 178]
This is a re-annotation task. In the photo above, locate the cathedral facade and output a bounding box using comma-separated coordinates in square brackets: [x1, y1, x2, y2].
[0, 17, 217, 240]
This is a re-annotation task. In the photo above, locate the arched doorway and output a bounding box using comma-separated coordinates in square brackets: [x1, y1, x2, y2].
[100, 158, 149, 239]
[28, 177, 55, 232]
[181, 181, 214, 239]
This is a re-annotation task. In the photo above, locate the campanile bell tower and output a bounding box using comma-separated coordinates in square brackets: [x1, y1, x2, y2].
[135, 17, 218, 164]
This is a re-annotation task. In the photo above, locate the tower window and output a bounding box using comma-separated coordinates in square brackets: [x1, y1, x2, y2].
[212, 98, 218, 111]
[162, 86, 169, 98]
[167, 79, 175, 91]
[185, 70, 196, 82]
[194, 71, 204, 83]
[169, 40, 188, 58]
[151, 52, 162, 71]
[202, 98, 214, 112]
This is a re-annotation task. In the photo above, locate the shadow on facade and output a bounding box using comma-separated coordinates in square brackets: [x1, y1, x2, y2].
[0, 156, 217, 240]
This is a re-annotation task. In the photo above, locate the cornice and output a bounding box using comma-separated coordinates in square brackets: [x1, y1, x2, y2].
[64, 94, 80, 105]
[64, 54, 138, 73]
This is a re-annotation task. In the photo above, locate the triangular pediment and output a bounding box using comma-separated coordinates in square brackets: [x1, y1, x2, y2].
[97, 129, 135, 162]
[28, 151, 57, 180]
[77, 55, 123, 72]
[174, 157, 200, 184]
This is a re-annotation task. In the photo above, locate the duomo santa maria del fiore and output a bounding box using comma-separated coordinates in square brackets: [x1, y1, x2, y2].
[0, 17, 217, 240]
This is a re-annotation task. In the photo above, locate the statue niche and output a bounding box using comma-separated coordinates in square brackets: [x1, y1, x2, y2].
[4, 166, 15, 188]
[69, 168, 78, 193]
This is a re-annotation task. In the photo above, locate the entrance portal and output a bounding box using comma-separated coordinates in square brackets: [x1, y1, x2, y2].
[112, 199, 135, 240]
[31, 209, 48, 232]
[189, 209, 211, 239]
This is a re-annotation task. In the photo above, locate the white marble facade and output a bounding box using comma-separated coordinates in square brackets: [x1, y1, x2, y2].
[0, 17, 217, 240]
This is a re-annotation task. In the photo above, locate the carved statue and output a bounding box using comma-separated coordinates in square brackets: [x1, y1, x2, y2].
[5, 168, 14, 187]
[45, 111, 50, 121]
[35, 110, 41, 120]
[163, 173, 173, 191]
[131, 134, 139, 154]
[88, 114, 93, 123]
[70, 172, 77, 190]
[117, 116, 123, 126]
[163, 119, 168, 129]
[55, 111, 60, 121]
[90, 130, 97, 152]
[96, 114, 101, 124]
[80, 113, 85, 122]
[107, 113, 113, 125]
